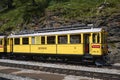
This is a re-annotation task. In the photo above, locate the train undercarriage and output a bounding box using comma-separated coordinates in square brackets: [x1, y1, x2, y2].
[0, 52, 111, 66]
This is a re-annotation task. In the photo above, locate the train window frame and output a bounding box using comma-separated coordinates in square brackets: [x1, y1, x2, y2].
[22, 37, 29, 45]
[14, 38, 20, 45]
[41, 36, 45, 44]
[58, 35, 67, 44]
[47, 36, 55, 44]
[70, 34, 81, 44]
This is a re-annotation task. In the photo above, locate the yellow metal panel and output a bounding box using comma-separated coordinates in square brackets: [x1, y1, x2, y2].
[29, 37, 31, 44]
[13, 45, 30, 53]
[0, 45, 4, 52]
[81, 34, 83, 43]
[45, 36, 47, 44]
[57, 44, 83, 55]
[68, 34, 70, 44]
[31, 45, 56, 54]
[56, 35, 58, 44]
[20, 37, 22, 45]
[90, 33, 93, 43]
[0, 49, 4, 52]
[7, 45, 10, 52]
[89, 33, 93, 55]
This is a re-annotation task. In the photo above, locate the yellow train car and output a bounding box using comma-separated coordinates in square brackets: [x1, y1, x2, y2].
[7, 27, 108, 65]
[0, 36, 6, 53]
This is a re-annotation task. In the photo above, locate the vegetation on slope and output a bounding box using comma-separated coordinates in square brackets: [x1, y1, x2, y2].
[0, 0, 120, 32]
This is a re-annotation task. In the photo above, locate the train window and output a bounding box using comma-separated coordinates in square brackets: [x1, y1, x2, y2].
[58, 35, 67, 44]
[0, 39, 2, 45]
[36, 36, 41, 44]
[97, 33, 100, 43]
[47, 36, 55, 44]
[22, 38, 29, 44]
[41, 36, 45, 44]
[93, 34, 96, 43]
[31, 37, 35, 44]
[70, 34, 81, 44]
[93, 33, 100, 43]
[15, 38, 20, 45]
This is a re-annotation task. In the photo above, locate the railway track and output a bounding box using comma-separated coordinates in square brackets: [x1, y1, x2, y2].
[105, 65, 120, 70]
[16, 59, 120, 70]
[0, 59, 119, 80]
[6, 57, 120, 70]
[63, 60, 120, 70]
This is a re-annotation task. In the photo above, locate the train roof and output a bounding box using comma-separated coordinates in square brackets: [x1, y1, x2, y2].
[0, 36, 5, 38]
[8, 28, 103, 38]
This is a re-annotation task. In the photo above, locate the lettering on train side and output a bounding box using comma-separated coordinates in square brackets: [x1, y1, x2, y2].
[38, 47, 47, 50]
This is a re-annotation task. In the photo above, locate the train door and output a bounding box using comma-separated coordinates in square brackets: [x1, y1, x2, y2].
[10, 38, 13, 53]
[4, 37, 7, 53]
[84, 34, 90, 54]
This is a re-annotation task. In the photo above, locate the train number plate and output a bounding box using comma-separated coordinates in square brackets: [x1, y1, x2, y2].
[92, 45, 100, 48]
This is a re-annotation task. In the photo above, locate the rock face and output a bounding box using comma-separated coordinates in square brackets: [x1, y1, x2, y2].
[100, 14, 120, 63]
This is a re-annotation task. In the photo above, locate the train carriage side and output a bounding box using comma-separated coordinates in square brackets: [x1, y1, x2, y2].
[7, 34, 57, 60]
[7, 28, 108, 64]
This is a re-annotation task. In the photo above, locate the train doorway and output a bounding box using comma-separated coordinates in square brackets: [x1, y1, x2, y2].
[84, 34, 90, 54]
[4, 37, 7, 53]
[10, 38, 13, 53]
